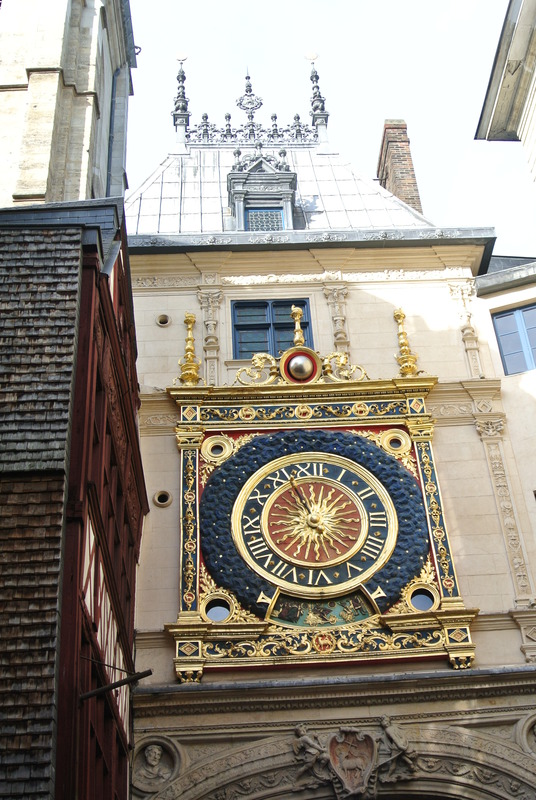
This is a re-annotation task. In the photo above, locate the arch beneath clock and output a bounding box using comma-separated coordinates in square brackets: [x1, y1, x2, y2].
[146, 726, 535, 800]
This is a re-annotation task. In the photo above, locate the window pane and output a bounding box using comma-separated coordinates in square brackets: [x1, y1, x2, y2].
[522, 307, 536, 362]
[233, 299, 312, 359]
[499, 330, 523, 356]
[494, 312, 517, 336]
[272, 301, 305, 322]
[234, 304, 268, 324]
[493, 305, 536, 375]
[503, 351, 528, 374]
[274, 327, 295, 353]
[236, 329, 269, 359]
[522, 306, 536, 329]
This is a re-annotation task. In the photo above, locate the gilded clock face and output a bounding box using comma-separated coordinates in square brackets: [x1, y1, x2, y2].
[200, 429, 430, 618]
[232, 452, 397, 598]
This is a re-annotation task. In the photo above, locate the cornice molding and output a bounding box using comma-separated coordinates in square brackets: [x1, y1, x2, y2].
[133, 664, 536, 718]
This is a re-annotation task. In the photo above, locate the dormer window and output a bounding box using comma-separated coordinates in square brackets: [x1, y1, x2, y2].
[245, 208, 284, 232]
[227, 146, 297, 232]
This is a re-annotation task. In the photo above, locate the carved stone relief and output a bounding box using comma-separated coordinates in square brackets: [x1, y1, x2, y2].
[292, 718, 416, 799]
[133, 739, 180, 797]
[197, 290, 223, 386]
[323, 284, 350, 351]
[511, 611, 536, 664]
[145, 719, 536, 800]
[475, 419, 535, 610]
[448, 280, 484, 379]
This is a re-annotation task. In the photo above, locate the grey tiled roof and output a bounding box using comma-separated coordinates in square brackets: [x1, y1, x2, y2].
[0, 227, 82, 472]
[125, 145, 433, 237]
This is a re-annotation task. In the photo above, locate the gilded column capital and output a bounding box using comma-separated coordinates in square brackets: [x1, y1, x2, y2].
[175, 426, 205, 449]
[406, 416, 435, 440]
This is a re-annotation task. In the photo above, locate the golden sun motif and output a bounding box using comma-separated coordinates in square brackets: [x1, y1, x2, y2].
[266, 476, 362, 566]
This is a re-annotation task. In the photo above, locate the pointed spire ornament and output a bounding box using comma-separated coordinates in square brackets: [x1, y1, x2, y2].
[173, 57, 190, 143]
[308, 58, 329, 141]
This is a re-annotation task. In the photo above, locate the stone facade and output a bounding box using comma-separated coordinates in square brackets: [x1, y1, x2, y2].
[127, 67, 536, 799]
[0, 0, 136, 205]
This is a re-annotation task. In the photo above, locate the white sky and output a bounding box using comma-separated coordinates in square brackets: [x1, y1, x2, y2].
[126, 0, 536, 257]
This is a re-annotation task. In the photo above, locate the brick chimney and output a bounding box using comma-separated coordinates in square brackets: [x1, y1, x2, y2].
[377, 120, 423, 214]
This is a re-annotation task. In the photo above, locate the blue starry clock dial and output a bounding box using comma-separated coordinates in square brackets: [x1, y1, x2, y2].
[200, 430, 430, 618]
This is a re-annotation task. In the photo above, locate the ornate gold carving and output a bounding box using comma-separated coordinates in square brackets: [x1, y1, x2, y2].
[199, 565, 260, 624]
[182, 450, 197, 611]
[200, 434, 234, 463]
[235, 352, 280, 386]
[199, 433, 260, 485]
[394, 308, 420, 377]
[176, 312, 202, 386]
[201, 623, 446, 661]
[322, 352, 369, 382]
[175, 426, 204, 450]
[233, 306, 368, 386]
[387, 559, 440, 615]
[416, 443, 455, 599]
[350, 429, 418, 477]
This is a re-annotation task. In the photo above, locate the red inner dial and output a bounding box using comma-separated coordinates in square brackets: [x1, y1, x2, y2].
[264, 479, 362, 567]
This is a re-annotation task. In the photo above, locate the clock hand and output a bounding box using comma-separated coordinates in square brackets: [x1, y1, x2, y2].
[289, 476, 313, 514]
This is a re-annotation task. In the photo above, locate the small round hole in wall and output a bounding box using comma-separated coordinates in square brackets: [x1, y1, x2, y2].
[205, 598, 232, 622]
[389, 437, 403, 449]
[156, 314, 171, 327]
[153, 490, 172, 508]
[409, 587, 436, 612]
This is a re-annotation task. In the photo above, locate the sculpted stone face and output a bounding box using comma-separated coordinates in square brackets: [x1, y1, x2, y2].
[145, 745, 162, 767]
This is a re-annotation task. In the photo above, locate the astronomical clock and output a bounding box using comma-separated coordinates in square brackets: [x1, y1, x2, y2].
[166, 308, 476, 682]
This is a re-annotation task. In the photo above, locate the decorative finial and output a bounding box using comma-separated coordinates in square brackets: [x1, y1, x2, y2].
[178, 313, 201, 386]
[237, 74, 263, 113]
[307, 56, 329, 141]
[173, 56, 190, 142]
[394, 309, 419, 377]
[291, 305, 305, 346]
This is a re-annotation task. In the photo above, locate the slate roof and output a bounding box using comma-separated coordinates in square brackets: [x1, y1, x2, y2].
[0, 199, 125, 473]
[125, 145, 433, 237]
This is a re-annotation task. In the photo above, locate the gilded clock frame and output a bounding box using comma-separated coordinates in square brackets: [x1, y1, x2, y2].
[166, 375, 477, 682]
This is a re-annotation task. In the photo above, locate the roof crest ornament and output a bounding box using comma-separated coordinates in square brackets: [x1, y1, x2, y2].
[172, 56, 190, 144]
[174, 65, 328, 147]
[236, 74, 263, 115]
[308, 56, 329, 141]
